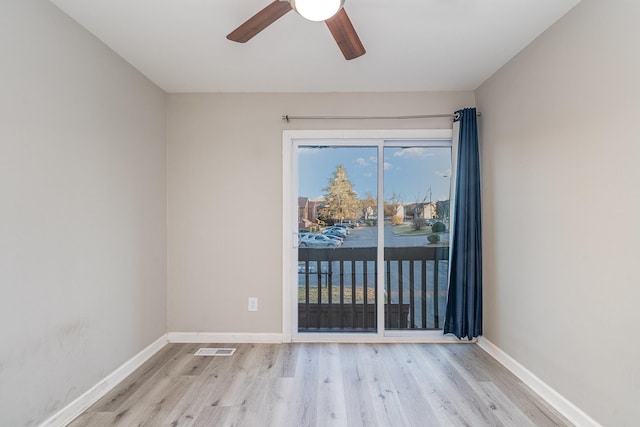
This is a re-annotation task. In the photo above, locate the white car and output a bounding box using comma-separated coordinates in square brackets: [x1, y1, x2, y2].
[299, 233, 342, 248]
[322, 227, 347, 238]
[331, 224, 350, 234]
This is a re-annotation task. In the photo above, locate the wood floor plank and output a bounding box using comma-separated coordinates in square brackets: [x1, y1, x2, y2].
[430, 344, 529, 426]
[359, 343, 414, 427]
[229, 345, 283, 427]
[214, 344, 264, 408]
[95, 356, 194, 426]
[278, 342, 300, 378]
[338, 344, 379, 427]
[409, 344, 503, 426]
[85, 343, 183, 413]
[192, 405, 236, 427]
[165, 360, 239, 426]
[135, 376, 195, 426]
[67, 412, 116, 427]
[385, 344, 454, 426]
[284, 343, 320, 427]
[178, 353, 214, 377]
[315, 343, 348, 426]
[478, 381, 538, 427]
[166, 345, 252, 426]
[265, 377, 296, 426]
[445, 344, 569, 425]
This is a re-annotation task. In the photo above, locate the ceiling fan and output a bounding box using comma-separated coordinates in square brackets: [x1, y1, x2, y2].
[227, 0, 365, 60]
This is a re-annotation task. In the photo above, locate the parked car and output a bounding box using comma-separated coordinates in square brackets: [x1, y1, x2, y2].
[340, 221, 357, 228]
[322, 227, 347, 238]
[323, 234, 344, 243]
[299, 233, 342, 248]
[332, 224, 351, 234]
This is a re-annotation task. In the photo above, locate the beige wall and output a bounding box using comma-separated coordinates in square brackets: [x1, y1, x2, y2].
[475, 0, 640, 425]
[0, 1, 167, 426]
[167, 91, 474, 333]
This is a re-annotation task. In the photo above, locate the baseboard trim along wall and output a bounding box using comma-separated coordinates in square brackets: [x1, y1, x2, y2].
[167, 332, 284, 343]
[39, 334, 169, 427]
[477, 337, 602, 427]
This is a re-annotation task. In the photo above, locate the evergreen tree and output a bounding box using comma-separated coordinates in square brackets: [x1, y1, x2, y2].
[320, 165, 359, 222]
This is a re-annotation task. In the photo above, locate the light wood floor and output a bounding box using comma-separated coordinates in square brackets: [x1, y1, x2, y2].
[68, 343, 571, 426]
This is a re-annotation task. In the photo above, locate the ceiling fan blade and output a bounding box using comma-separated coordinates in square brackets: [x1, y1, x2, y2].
[325, 8, 365, 60]
[227, 1, 292, 43]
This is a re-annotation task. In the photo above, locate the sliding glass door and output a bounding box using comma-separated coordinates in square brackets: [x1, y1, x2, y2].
[289, 133, 453, 338]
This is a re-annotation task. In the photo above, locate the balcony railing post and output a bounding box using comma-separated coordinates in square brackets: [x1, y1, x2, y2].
[409, 260, 415, 329]
[421, 259, 427, 328]
[363, 260, 368, 329]
[339, 259, 345, 329]
[433, 258, 440, 328]
[385, 259, 391, 329]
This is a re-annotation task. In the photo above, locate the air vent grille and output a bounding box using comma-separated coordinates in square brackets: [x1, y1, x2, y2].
[194, 348, 237, 357]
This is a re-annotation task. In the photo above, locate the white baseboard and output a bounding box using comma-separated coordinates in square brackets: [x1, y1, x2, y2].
[477, 337, 601, 427]
[39, 334, 168, 427]
[167, 332, 284, 343]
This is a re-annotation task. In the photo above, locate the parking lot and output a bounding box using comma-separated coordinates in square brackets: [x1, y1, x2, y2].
[339, 224, 444, 248]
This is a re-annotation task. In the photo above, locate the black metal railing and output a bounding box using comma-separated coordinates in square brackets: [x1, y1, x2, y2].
[298, 246, 449, 332]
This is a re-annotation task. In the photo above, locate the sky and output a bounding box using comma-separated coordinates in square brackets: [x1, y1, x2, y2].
[298, 145, 452, 203]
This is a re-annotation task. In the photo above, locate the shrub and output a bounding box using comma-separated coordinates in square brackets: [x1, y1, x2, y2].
[427, 233, 441, 244]
[432, 221, 446, 233]
[391, 215, 403, 225]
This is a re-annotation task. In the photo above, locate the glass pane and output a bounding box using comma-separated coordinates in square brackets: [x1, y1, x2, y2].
[297, 146, 378, 332]
[383, 145, 451, 330]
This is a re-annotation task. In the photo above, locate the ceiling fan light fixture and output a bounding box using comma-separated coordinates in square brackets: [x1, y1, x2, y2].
[290, 0, 345, 22]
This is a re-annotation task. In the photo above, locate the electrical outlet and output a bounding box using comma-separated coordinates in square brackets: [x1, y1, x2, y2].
[248, 297, 258, 312]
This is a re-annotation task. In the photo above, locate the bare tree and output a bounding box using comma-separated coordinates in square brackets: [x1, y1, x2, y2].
[412, 194, 428, 230]
[436, 199, 450, 220]
[360, 192, 376, 220]
[384, 192, 403, 218]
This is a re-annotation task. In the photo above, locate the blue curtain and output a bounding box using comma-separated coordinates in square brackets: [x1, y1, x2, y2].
[443, 107, 482, 340]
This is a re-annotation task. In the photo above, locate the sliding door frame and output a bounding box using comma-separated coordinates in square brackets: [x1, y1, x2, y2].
[282, 129, 460, 343]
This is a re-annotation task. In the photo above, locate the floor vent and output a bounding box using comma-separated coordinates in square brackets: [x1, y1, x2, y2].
[194, 348, 237, 357]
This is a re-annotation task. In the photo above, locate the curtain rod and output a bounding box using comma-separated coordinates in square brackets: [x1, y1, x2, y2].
[282, 112, 481, 122]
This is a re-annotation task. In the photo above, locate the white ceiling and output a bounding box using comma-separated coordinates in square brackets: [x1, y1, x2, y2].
[49, 0, 581, 93]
